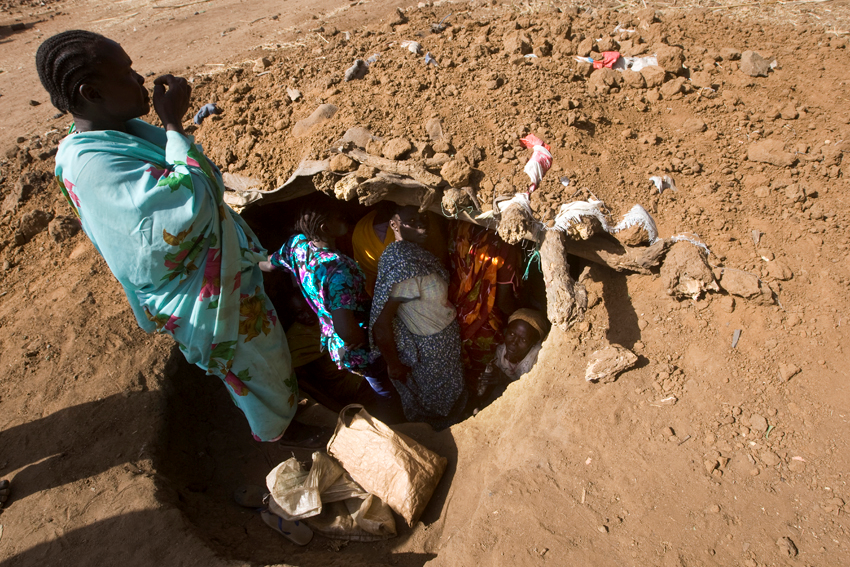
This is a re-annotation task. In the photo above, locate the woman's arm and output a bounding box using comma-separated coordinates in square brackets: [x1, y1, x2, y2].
[371, 298, 410, 382]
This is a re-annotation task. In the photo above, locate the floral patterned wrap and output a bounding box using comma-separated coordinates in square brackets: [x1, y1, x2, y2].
[270, 234, 378, 373]
[54, 119, 297, 441]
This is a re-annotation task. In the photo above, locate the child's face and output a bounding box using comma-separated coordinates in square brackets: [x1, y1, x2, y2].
[503, 320, 540, 363]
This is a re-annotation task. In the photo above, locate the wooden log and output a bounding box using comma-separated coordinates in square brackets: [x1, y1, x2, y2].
[343, 147, 443, 187]
[563, 235, 672, 274]
[540, 230, 587, 331]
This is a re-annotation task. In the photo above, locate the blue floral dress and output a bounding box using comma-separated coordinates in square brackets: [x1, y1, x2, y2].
[270, 234, 378, 372]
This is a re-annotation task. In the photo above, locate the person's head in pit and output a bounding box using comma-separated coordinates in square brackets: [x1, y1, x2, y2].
[296, 205, 348, 247]
[37, 31, 161, 133]
[502, 319, 542, 364]
[389, 205, 429, 245]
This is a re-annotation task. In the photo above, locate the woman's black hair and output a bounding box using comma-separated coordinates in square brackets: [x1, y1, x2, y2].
[294, 202, 336, 242]
[36, 30, 107, 113]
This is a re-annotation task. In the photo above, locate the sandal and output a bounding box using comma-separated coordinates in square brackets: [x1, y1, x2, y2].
[233, 484, 267, 509]
[260, 510, 313, 546]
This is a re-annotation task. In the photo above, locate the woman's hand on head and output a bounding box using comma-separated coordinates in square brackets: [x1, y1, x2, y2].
[152, 75, 191, 134]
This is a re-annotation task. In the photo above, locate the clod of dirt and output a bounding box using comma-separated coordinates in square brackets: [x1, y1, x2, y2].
[440, 159, 472, 188]
[425, 117, 445, 141]
[382, 138, 413, 160]
[767, 260, 793, 281]
[621, 69, 646, 88]
[344, 59, 369, 81]
[747, 139, 796, 167]
[15, 209, 54, 245]
[640, 65, 666, 88]
[328, 153, 358, 173]
[749, 413, 768, 433]
[613, 224, 651, 246]
[252, 57, 271, 73]
[655, 44, 684, 73]
[497, 203, 533, 245]
[587, 68, 621, 94]
[659, 242, 718, 300]
[291, 103, 338, 137]
[585, 345, 638, 383]
[740, 50, 771, 77]
[48, 216, 80, 243]
[719, 269, 773, 303]
[779, 363, 801, 382]
[286, 87, 302, 102]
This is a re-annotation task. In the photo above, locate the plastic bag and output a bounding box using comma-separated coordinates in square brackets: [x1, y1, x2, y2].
[305, 495, 397, 542]
[519, 134, 552, 193]
[327, 404, 447, 526]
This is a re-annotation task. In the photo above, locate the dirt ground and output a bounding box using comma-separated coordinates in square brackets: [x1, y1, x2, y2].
[1, 0, 850, 566]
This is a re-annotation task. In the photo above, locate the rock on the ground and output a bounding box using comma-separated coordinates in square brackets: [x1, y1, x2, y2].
[779, 363, 801, 382]
[719, 269, 774, 303]
[747, 139, 796, 167]
[291, 104, 338, 137]
[776, 537, 798, 557]
[655, 44, 684, 73]
[621, 70, 646, 88]
[660, 242, 719, 300]
[382, 138, 413, 160]
[440, 159, 472, 188]
[659, 77, 687, 99]
[341, 126, 378, 148]
[640, 65, 666, 88]
[48, 216, 80, 243]
[328, 153, 358, 173]
[720, 47, 741, 60]
[425, 117, 444, 141]
[344, 59, 369, 81]
[585, 345, 638, 383]
[767, 260, 793, 280]
[15, 209, 54, 245]
[253, 57, 271, 73]
[587, 68, 621, 93]
[740, 50, 770, 77]
[749, 413, 768, 433]
[684, 118, 707, 133]
[286, 88, 302, 102]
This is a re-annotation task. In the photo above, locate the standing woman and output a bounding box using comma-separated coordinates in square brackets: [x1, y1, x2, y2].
[36, 31, 298, 442]
[370, 206, 467, 429]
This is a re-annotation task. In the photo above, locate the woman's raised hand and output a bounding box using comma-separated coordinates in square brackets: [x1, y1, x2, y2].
[153, 74, 192, 134]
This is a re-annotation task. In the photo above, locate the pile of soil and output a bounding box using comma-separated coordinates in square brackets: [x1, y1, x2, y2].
[1, 1, 849, 566]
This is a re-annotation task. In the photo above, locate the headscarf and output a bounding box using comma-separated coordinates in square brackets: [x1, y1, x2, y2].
[508, 308, 550, 341]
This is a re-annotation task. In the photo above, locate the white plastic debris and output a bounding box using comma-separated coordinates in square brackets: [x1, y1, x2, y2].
[649, 175, 677, 194]
[400, 40, 422, 55]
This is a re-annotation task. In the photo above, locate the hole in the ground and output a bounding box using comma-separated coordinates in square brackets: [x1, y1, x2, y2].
[155, 190, 548, 564]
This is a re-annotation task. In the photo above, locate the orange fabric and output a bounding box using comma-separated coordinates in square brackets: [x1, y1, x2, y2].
[352, 210, 394, 296]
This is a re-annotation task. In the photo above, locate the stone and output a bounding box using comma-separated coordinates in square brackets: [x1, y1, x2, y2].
[749, 414, 768, 433]
[656, 44, 685, 73]
[689, 71, 714, 89]
[740, 50, 770, 77]
[780, 103, 798, 120]
[597, 37, 619, 52]
[585, 345, 638, 383]
[341, 126, 377, 148]
[767, 260, 793, 281]
[48, 216, 81, 242]
[382, 137, 413, 160]
[587, 67, 622, 93]
[776, 537, 798, 557]
[2, 175, 34, 213]
[683, 118, 707, 133]
[719, 270, 762, 298]
[659, 77, 687, 99]
[440, 159, 472, 187]
[432, 140, 453, 154]
[15, 209, 54, 245]
[576, 37, 595, 56]
[761, 450, 781, 467]
[328, 154, 358, 173]
[640, 65, 667, 88]
[286, 88, 302, 102]
[660, 242, 718, 299]
[621, 69, 646, 88]
[778, 363, 800, 382]
[344, 59, 369, 81]
[719, 47, 741, 61]
[747, 139, 796, 168]
[425, 153, 451, 168]
[503, 31, 532, 55]
[291, 104, 338, 137]
[253, 57, 271, 73]
[425, 117, 444, 141]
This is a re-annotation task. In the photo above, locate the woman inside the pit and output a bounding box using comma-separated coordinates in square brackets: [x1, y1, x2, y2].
[260, 203, 400, 417]
[447, 221, 521, 386]
[472, 308, 549, 412]
[370, 205, 467, 429]
[36, 31, 299, 443]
